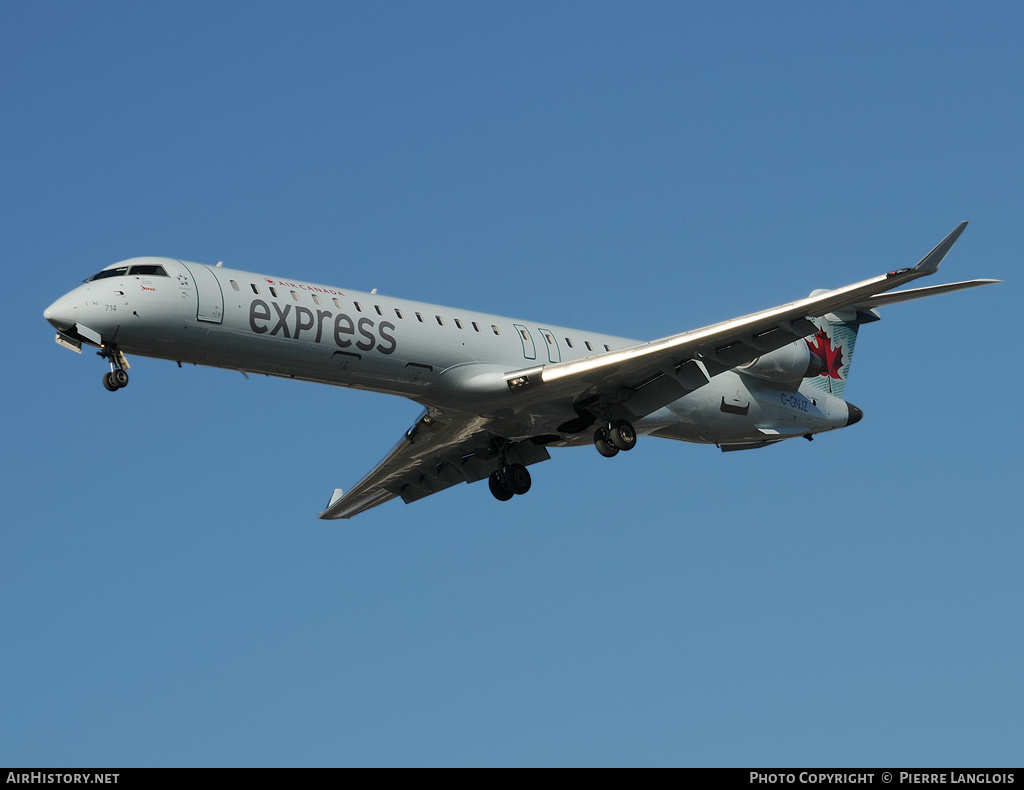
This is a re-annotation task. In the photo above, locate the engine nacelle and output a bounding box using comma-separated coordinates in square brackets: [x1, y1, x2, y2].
[737, 340, 824, 383]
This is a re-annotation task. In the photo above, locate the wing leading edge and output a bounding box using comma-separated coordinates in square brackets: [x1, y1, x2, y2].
[502, 222, 992, 418]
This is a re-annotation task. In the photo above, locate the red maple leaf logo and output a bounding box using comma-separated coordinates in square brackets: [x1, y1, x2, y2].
[806, 329, 845, 380]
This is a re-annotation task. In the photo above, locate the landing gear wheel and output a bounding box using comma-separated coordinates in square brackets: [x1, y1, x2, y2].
[594, 427, 619, 457]
[489, 471, 514, 502]
[506, 463, 532, 495]
[610, 420, 636, 451]
[98, 345, 130, 391]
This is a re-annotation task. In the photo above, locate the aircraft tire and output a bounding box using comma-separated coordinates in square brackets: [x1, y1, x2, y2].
[488, 471, 514, 502]
[594, 428, 619, 458]
[103, 372, 118, 392]
[610, 420, 637, 451]
[112, 369, 129, 388]
[506, 463, 532, 495]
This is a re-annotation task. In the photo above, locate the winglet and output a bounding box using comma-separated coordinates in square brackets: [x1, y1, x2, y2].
[913, 221, 969, 275]
[327, 488, 345, 509]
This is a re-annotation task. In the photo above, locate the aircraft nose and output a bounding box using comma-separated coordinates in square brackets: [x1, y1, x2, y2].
[44, 294, 77, 331]
[846, 402, 864, 426]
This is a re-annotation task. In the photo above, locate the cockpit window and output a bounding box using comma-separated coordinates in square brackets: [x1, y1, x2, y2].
[89, 264, 168, 281]
[90, 266, 131, 281]
[131, 264, 167, 276]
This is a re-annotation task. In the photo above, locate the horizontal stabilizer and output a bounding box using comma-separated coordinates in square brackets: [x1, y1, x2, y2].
[857, 279, 1000, 308]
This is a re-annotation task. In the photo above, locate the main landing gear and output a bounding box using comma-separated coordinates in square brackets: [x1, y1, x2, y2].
[485, 420, 637, 503]
[488, 463, 532, 502]
[99, 346, 130, 392]
[594, 419, 637, 457]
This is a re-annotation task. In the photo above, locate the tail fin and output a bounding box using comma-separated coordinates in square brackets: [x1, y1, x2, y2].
[803, 292, 880, 399]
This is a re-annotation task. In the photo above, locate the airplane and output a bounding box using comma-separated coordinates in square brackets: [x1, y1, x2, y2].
[43, 222, 997, 519]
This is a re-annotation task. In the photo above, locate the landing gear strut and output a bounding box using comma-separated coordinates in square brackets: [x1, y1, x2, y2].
[488, 462, 532, 502]
[594, 419, 636, 457]
[99, 346, 130, 392]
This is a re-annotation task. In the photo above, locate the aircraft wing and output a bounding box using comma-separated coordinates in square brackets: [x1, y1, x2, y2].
[321, 223, 993, 520]
[503, 222, 991, 416]
[318, 410, 550, 519]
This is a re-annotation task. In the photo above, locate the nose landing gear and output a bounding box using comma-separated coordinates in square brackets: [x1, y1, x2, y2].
[99, 346, 130, 392]
[103, 369, 129, 391]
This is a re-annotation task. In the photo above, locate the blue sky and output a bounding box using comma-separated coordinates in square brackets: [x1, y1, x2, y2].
[2, 1, 1021, 767]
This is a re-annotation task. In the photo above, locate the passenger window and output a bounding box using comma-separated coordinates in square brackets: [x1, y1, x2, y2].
[291, 291, 300, 302]
[230, 280, 240, 291]
[333, 298, 342, 308]
[416, 313, 424, 322]
[604, 344, 611, 352]
[544, 332, 554, 345]
[472, 322, 480, 332]
[565, 338, 574, 348]
[375, 305, 383, 316]
[312, 294, 322, 305]
[585, 341, 593, 351]
[435, 315, 444, 326]
[455, 319, 463, 329]
[395, 308, 404, 319]
[354, 302, 362, 312]
[269, 287, 278, 298]
[250, 284, 260, 294]
[492, 325, 500, 335]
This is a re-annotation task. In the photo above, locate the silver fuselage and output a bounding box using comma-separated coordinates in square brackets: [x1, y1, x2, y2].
[44, 257, 854, 448]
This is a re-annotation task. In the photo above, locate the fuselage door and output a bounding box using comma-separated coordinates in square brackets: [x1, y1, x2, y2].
[178, 262, 224, 324]
[513, 324, 536, 360]
[538, 328, 561, 363]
